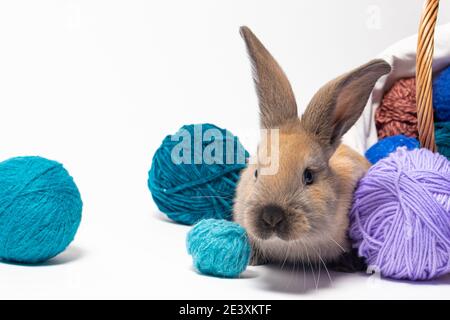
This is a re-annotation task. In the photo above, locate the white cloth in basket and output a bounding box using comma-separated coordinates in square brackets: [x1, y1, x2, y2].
[343, 22, 450, 155]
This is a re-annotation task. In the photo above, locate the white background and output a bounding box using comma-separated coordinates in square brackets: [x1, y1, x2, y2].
[0, 0, 449, 299]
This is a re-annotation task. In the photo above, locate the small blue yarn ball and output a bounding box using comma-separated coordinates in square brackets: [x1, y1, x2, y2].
[0, 156, 82, 264]
[148, 123, 248, 225]
[365, 135, 419, 164]
[187, 219, 251, 278]
[433, 66, 450, 122]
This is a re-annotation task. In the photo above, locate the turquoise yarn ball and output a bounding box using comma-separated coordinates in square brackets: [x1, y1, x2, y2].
[0, 156, 82, 264]
[365, 135, 419, 164]
[187, 219, 251, 278]
[148, 123, 248, 225]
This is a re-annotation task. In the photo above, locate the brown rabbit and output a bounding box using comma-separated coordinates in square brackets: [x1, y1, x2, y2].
[234, 26, 391, 271]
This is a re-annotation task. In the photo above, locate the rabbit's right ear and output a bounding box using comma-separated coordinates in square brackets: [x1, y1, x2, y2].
[301, 59, 391, 150]
[240, 26, 298, 129]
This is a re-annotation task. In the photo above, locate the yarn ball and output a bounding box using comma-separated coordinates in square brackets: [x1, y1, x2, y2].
[435, 122, 450, 160]
[365, 135, 419, 164]
[375, 77, 418, 139]
[0, 156, 82, 264]
[349, 147, 450, 280]
[148, 123, 249, 225]
[187, 219, 251, 278]
[433, 66, 450, 122]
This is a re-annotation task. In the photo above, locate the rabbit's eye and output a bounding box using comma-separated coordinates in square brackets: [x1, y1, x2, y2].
[303, 169, 314, 185]
[254, 169, 258, 179]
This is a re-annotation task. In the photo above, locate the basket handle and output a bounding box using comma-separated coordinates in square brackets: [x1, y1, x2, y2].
[416, 0, 439, 152]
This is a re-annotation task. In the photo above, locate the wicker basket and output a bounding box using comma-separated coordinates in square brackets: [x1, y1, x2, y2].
[416, 0, 440, 151]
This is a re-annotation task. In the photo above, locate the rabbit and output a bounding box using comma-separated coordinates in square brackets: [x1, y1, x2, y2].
[233, 26, 391, 272]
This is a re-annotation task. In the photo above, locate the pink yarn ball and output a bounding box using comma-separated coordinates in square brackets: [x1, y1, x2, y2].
[349, 147, 450, 280]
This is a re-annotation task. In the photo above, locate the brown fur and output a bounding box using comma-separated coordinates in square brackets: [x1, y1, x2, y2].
[234, 26, 390, 265]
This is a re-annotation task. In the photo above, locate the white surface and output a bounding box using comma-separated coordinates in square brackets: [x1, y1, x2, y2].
[0, 0, 450, 299]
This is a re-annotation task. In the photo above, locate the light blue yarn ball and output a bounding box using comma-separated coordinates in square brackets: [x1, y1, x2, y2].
[365, 134, 419, 164]
[187, 219, 251, 278]
[0, 156, 82, 264]
[148, 123, 249, 225]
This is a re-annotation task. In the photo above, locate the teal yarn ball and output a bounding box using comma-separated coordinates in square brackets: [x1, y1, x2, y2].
[0, 156, 82, 264]
[436, 122, 450, 160]
[148, 123, 249, 225]
[187, 219, 251, 278]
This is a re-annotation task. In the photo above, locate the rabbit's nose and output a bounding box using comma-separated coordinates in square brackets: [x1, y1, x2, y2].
[261, 204, 285, 228]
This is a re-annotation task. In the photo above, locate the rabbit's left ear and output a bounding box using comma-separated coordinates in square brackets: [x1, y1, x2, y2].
[240, 26, 298, 129]
[301, 59, 391, 149]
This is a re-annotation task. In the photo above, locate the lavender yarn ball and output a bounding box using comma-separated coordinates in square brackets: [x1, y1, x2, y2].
[349, 147, 450, 280]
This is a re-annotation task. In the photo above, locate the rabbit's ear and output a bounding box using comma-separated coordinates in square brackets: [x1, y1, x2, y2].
[240, 26, 298, 129]
[301, 59, 391, 149]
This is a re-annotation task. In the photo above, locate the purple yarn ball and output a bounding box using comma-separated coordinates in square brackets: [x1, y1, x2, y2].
[349, 147, 450, 281]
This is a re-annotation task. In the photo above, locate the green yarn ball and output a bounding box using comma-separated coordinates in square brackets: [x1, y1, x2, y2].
[436, 122, 450, 160]
[148, 124, 249, 225]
